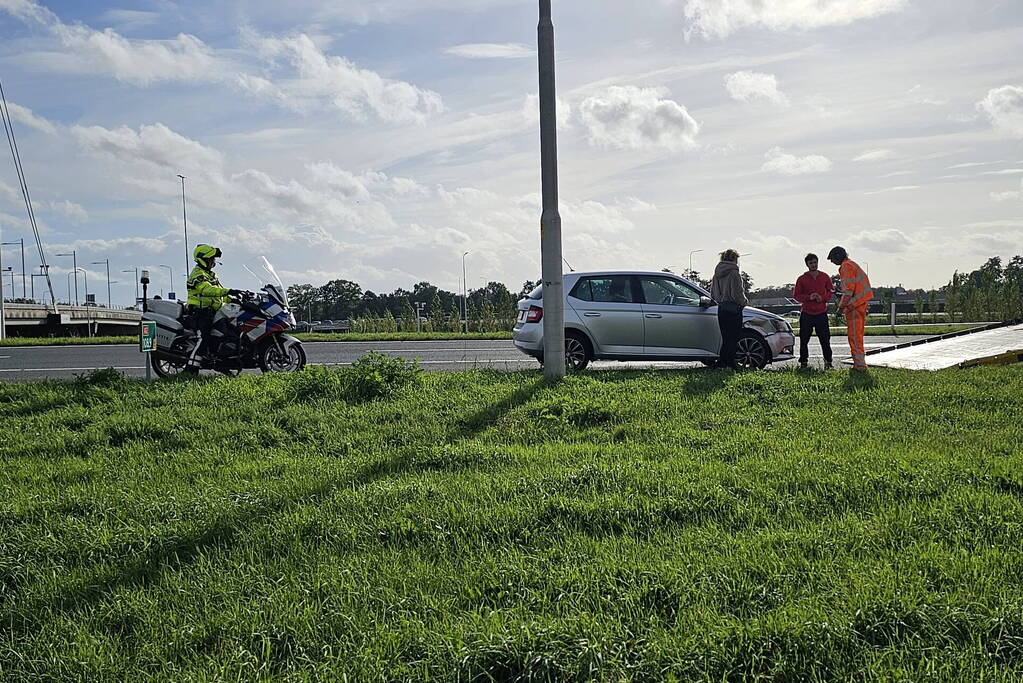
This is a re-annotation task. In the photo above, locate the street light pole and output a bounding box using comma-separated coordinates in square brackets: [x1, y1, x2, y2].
[461, 251, 469, 333]
[57, 251, 78, 305]
[689, 249, 703, 276]
[538, 0, 564, 380]
[159, 265, 173, 298]
[1, 238, 24, 298]
[178, 174, 189, 283]
[123, 268, 139, 304]
[92, 259, 110, 308]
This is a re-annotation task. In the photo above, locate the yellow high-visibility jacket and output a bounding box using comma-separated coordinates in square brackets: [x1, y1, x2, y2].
[186, 265, 230, 311]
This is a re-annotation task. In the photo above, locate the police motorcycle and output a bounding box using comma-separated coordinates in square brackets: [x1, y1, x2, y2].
[143, 257, 306, 377]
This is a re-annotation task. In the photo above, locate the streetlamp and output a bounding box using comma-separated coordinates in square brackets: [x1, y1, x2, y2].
[122, 268, 139, 304]
[73, 267, 89, 305]
[31, 272, 48, 302]
[177, 174, 189, 281]
[159, 264, 173, 298]
[688, 249, 703, 276]
[1, 237, 25, 298]
[2, 266, 13, 293]
[92, 259, 110, 308]
[56, 251, 78, 304]
[461, 251, 469, 333]
[538, 0, 564, 380]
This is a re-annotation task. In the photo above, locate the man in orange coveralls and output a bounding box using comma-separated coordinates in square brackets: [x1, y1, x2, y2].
[828, 246, 873, 371]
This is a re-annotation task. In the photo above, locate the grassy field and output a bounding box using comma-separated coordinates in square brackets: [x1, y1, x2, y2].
[2, 361, 1022, 680]
[0, 331, 513, 347]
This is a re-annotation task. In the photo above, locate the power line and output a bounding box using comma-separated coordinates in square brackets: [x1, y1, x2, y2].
[0, 78, 55, 310]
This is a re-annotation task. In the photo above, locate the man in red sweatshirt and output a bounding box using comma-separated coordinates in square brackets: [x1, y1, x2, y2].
[792, 253, 834, 369]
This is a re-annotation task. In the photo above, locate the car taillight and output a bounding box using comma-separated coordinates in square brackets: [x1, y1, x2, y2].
[526, 305, 543, 323]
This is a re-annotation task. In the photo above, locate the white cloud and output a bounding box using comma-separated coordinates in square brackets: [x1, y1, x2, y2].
[724, 70, 788, 106]
[762, 147, 832, 175]
[990, 180, 1023, 202]
[981, 168, 1023, 176]
[250, 33, 443, 124]
[907, 85, 947, 106]
[52, 26, 219, 85]
[5, 101, 57, 135]
[2, 2, 440, 125]
[99, 9, 160, 31]
[522, 94, 572, 130]
[49, 199, 88, 222]
[579, 86, 699, 151]
[853, 149, 894, 162]
[849, 227, 914, 252]
[976, 85, 1023, 139]
[682, 0, 908, 40]
[444, 43, 534, 59]
[863, 185, 920, 195]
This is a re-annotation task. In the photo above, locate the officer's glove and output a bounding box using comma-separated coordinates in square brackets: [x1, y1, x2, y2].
[227, 289, 243, 298]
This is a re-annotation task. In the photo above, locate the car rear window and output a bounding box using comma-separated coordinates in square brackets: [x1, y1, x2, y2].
[570, 276, 634, 303]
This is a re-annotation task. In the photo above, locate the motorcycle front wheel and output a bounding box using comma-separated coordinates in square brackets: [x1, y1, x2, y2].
[151, 342, 190, 378]
[257, 338, 307, 373]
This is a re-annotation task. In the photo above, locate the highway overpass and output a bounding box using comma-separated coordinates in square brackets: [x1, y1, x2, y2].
[1, 303, 141, 337]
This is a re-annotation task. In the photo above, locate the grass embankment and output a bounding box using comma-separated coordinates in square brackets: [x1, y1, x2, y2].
[2, 364, 1023, 679]
[0, 331, 513, 347]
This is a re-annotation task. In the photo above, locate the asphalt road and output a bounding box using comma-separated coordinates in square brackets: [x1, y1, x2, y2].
[0, 336, 925, 382]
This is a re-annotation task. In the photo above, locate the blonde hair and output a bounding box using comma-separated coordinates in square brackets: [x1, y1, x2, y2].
[720, 249, 739, 262]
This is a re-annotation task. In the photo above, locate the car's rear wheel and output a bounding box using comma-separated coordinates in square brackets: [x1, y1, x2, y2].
[565, 332, 591, 372]
[736, 332, 771, 370]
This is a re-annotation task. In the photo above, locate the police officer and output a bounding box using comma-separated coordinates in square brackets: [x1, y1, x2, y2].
[184, 244, 243, 372]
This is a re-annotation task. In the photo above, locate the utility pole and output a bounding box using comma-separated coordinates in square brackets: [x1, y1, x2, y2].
[538, 0, 564, 380]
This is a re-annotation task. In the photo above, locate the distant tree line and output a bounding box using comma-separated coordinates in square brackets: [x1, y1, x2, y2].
[286, 278, 540, 332]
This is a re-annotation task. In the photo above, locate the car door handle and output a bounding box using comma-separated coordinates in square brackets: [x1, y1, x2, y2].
[583, 312, 601, 317]
[645, 313, 663, 318]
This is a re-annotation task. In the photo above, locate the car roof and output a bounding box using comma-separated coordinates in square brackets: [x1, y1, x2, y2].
[568, 270, 691, 277]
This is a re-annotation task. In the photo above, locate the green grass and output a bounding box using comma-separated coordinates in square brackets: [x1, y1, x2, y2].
[0, 331, 513, 347]
[2, 364, 1023, 680]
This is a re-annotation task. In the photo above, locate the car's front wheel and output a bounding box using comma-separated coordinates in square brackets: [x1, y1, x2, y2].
[736, 332, 771, 370]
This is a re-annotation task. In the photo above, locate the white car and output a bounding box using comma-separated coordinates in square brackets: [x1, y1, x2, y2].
[513, 271, 795, 370]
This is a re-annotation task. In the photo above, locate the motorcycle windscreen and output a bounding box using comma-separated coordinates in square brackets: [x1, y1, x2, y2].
[241, 256, 290, 308]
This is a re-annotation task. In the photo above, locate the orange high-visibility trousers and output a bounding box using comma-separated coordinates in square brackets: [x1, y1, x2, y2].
[846, 304, 868, 369]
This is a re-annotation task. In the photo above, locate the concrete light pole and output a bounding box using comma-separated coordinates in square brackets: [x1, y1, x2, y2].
[92, 259, 110, 308]
[538, 0, 564, 380]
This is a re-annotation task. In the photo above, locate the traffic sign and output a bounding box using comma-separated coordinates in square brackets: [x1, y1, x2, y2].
[140, 321, 157, 352]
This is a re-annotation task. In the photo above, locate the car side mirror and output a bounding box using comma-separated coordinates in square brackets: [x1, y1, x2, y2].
[699, 296, 713, 308]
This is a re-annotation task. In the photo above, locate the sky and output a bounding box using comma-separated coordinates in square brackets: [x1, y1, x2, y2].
[0, 0, 1021, 305]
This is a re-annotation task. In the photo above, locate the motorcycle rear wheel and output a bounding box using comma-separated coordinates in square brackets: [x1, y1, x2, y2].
[257, 338, 306, 373]
[151, 343, 190, 378]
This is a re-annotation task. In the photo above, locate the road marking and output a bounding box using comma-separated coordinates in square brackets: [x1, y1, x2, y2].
[0, 366, 147, 373]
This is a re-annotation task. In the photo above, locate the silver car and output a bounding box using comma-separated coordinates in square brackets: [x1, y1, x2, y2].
[513, 271, 795, 370]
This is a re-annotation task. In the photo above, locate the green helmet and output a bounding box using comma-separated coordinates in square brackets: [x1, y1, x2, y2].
[193, 244, 222, 265]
